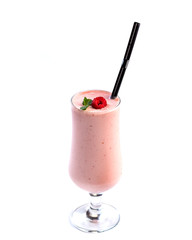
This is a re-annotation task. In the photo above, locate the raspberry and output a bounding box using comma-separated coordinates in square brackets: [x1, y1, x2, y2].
[91, 97, 107, 109]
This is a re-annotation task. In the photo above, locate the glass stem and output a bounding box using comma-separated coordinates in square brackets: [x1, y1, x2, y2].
[86, 193, 103, 220]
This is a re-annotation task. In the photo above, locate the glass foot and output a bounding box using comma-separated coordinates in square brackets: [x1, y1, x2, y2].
[70, 194, 120, 233]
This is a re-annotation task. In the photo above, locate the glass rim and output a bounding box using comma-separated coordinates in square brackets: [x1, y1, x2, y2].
[71, 89, 121, 113]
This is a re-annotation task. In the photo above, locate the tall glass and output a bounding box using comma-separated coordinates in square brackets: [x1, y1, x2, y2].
[69, 90, 122, 233]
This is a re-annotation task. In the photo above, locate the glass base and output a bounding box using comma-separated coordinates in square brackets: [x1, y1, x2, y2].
[70, 203, 120, 233]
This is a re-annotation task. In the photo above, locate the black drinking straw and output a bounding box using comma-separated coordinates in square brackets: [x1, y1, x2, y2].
[111, 22, 140, 99]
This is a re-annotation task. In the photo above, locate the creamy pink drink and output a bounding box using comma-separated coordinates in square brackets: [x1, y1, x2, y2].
[69, 90, 122, 194]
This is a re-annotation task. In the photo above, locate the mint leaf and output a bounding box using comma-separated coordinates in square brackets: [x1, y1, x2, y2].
[82, 97, 88, 105]
[82, 97, 92, 106]
[87, 99, 92, 105]
[80, 97, 92, 110]
[80, 105, 89, 110]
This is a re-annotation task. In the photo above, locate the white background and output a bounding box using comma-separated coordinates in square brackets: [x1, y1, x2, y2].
[0, 0, 192, 239]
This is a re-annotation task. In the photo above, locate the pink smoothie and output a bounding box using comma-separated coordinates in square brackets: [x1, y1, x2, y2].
[69, 90, 122, 193]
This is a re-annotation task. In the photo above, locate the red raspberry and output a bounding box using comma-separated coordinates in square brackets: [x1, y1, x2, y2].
[91, 97, 107, 109]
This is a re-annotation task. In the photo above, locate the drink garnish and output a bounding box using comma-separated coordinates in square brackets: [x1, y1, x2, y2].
[80, 97, 93, 110]
[92, 97, 107, 109]
[80, 96, 107, 110]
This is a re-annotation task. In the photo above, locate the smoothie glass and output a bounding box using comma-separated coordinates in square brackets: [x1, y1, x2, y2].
[69, 90, 122, 233]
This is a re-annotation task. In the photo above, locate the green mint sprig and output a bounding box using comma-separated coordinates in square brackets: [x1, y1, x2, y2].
[80, 97, 92, 110]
